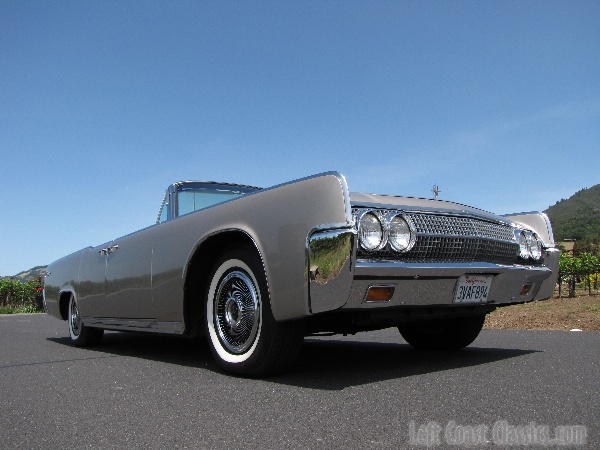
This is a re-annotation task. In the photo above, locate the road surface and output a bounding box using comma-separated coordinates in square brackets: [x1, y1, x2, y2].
[1, 314, 597, 448]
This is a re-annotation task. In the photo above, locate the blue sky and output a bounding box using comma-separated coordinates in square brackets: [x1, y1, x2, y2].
[1, 1, 599, 276]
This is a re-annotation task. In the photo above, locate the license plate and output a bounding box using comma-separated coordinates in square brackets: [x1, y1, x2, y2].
[454, 275, 493, 303]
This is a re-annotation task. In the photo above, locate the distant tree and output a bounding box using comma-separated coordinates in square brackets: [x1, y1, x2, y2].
[0, 277, 44, 310]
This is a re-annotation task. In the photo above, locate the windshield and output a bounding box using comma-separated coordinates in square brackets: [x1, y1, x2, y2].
[175, 182, 259, 218]
[178, 187, 249, 216]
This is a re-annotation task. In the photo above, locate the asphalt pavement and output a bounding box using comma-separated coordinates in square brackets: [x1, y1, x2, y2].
[1, 314, 598, 449]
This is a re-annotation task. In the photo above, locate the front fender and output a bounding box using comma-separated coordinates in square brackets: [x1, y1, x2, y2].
[504, 211, 559, 300]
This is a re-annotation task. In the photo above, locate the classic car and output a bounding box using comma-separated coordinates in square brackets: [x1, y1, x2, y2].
[44, 172, 559, 376]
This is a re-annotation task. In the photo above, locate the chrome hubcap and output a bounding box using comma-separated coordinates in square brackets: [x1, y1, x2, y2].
[224, 297, 243, 328]
[69, 299, 81, 336]
[214, 270, 259, 354]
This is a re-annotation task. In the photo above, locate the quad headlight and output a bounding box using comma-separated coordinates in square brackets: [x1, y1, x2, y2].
[358, 211, 384, 251]
[388, 214, 415, 252]
[516, 229, 544, 262]
[517, 230, 530, 259]
[527, 231, 544, 261]
[356, 210, 415, 253]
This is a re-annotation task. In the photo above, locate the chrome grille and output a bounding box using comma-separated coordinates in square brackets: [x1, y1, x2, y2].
[354, 209, 519, 264]
[405, 235, 518, 263]
[408, 214, 515, 241]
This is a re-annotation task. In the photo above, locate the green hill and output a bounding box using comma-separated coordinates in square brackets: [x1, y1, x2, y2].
[544, 184, 600, 243]
[10, 266, 47, 283]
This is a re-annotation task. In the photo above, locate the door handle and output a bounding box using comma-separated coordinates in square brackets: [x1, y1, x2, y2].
[99, 244, 119, 255]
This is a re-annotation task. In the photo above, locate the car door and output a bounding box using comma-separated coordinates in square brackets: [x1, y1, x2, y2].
[104, 227, 156, 319]
[77, 243, 109, 317]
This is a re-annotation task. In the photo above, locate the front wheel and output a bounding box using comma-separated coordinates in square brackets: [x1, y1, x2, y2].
[67, 295, 104, 347]
[205, 247, 303, 376]
[398, 314, 486, 350]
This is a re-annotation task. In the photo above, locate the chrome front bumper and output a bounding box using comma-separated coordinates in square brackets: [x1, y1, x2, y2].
[344, 256, 556, 309]
[308, 228, 559, 314]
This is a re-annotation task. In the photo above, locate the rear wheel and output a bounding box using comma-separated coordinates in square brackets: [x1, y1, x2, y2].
[205, 247, 303, 376]
[67, 295, 104, 347]
[398, 314, 485, 350]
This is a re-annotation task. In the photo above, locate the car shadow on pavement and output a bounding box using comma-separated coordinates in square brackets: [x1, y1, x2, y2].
[48, 331, 539, 390]
[48, 331, 214, 369]
[272, 338, 538, 390]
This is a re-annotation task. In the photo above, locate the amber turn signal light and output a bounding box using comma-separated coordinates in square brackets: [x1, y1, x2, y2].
[520, 284, 533, 296]
[366, 286, 395, 302]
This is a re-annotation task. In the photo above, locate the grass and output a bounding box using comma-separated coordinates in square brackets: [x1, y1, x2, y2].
[0, 305, 44, 314]
[582, 305, 600, 312]
[534, 304, 550, 311]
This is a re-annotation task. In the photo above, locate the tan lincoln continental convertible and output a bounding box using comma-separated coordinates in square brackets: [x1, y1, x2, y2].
[44, 172, 559, 376]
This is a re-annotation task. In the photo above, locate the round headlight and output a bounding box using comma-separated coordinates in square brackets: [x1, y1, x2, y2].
[527, 232, 543, 261]
[388, 215, 415, 252]
[517, 230, 530, 259]
[358, 212, 384, 251]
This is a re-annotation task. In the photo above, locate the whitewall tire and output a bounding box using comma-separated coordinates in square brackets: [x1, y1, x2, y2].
[67, 295, 103, 347]
[205, 247, 303, 376]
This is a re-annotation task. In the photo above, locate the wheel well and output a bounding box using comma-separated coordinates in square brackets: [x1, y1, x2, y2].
[183, 231, 260, 337]
[58, 292, 72, 320]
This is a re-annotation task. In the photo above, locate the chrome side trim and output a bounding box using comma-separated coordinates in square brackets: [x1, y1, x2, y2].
[540, 212, 556, 247]
[83, 317, 185, 334]
[336, 172, 353, 225]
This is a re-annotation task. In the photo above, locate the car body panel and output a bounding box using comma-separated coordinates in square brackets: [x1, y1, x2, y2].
[105, 229, 155, 319]
[77, 244, 109, 315]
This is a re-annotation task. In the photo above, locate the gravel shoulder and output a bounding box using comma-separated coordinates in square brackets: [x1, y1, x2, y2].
[485, 294, 600, 331]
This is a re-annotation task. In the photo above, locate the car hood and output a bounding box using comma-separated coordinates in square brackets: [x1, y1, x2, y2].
[349, 192, 508, 223]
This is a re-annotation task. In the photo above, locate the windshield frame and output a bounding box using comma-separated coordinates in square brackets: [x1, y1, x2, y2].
[156, 181, 261, 224]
